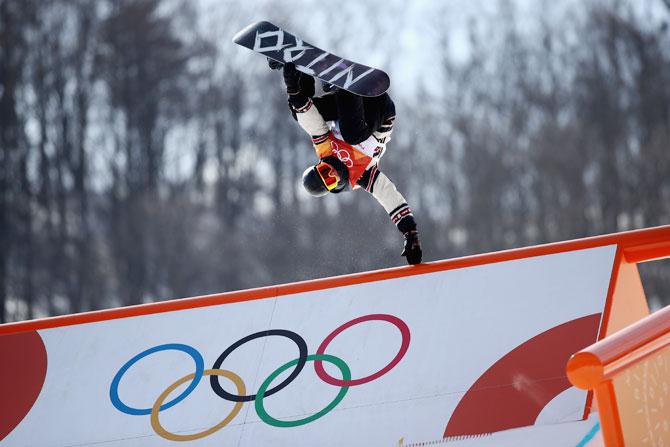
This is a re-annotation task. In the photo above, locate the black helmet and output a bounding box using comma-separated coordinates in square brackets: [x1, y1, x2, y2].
[302, 166, 329, 197]
[302, 156, 348, 197]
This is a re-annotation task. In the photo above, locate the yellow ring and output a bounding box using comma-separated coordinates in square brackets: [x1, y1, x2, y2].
[150, 369, 245, 441]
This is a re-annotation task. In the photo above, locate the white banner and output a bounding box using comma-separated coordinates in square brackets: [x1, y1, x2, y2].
[1, 246, 616, 446]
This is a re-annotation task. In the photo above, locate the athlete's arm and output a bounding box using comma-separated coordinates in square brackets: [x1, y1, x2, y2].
[288, 98, 331, 158]
[283, 64, 332, 158]
[358, 168, 422, 264]
[357, 168, 416, 232]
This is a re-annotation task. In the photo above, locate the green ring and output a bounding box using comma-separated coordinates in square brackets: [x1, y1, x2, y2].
[255, 354, 350, 427]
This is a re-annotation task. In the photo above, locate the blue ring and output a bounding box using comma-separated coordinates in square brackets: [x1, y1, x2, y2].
[109, 343, 204, 416]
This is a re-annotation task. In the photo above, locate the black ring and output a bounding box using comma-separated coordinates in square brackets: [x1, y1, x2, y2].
[210, 329, 308, 402]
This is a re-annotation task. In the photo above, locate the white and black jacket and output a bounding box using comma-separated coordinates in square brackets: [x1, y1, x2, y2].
[289, 89, 417, 234]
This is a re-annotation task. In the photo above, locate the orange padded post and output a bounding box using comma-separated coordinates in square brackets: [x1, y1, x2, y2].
[567, 305, 670, 446]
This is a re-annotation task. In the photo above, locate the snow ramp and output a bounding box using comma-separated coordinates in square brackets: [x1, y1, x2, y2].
[1, 226, 669, 447]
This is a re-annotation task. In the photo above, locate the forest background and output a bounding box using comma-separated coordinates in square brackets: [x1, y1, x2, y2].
[1, 0, 669, 323]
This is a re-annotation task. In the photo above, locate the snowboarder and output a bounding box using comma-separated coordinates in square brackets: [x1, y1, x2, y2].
[274, 62, 422, 265]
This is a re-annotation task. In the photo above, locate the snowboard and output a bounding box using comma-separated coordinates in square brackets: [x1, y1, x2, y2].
[233, 21, 390, 97]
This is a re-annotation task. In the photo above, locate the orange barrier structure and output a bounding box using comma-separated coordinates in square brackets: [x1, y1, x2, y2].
[1, 225, 669, 337]
[567, 225, 670, 447]
[567, 305, 670, 446]
[1, 225, 669, 447]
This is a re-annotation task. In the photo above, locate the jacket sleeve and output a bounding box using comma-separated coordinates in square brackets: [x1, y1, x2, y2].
[360, 168, 417, 233]
[289, 97, 332, 158]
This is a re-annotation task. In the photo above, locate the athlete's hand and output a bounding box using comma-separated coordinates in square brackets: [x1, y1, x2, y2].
[283, 63, 302, 95]
[267, 58, 283, 70]
[401, 230, 422, 265]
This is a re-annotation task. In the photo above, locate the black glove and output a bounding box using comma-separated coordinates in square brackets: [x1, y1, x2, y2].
[267, 58, 283, 70]
[283, 63, 302, 95]
[322, 80, 338, 93]
[401, 230, 422, 265]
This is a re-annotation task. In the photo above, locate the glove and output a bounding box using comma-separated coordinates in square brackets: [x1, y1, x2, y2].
[321, 80, 338, 93]
[283, 62, 302, 95]
[401, 230, 422, 265]
[267, 57, 283, 70]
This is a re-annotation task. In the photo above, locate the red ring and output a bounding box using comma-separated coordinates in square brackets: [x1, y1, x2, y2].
[314, 314, 410, 387]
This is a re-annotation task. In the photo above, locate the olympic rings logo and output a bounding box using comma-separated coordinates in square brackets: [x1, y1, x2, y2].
[330, 140, 354, 168]
[109, 314, 410, 441]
